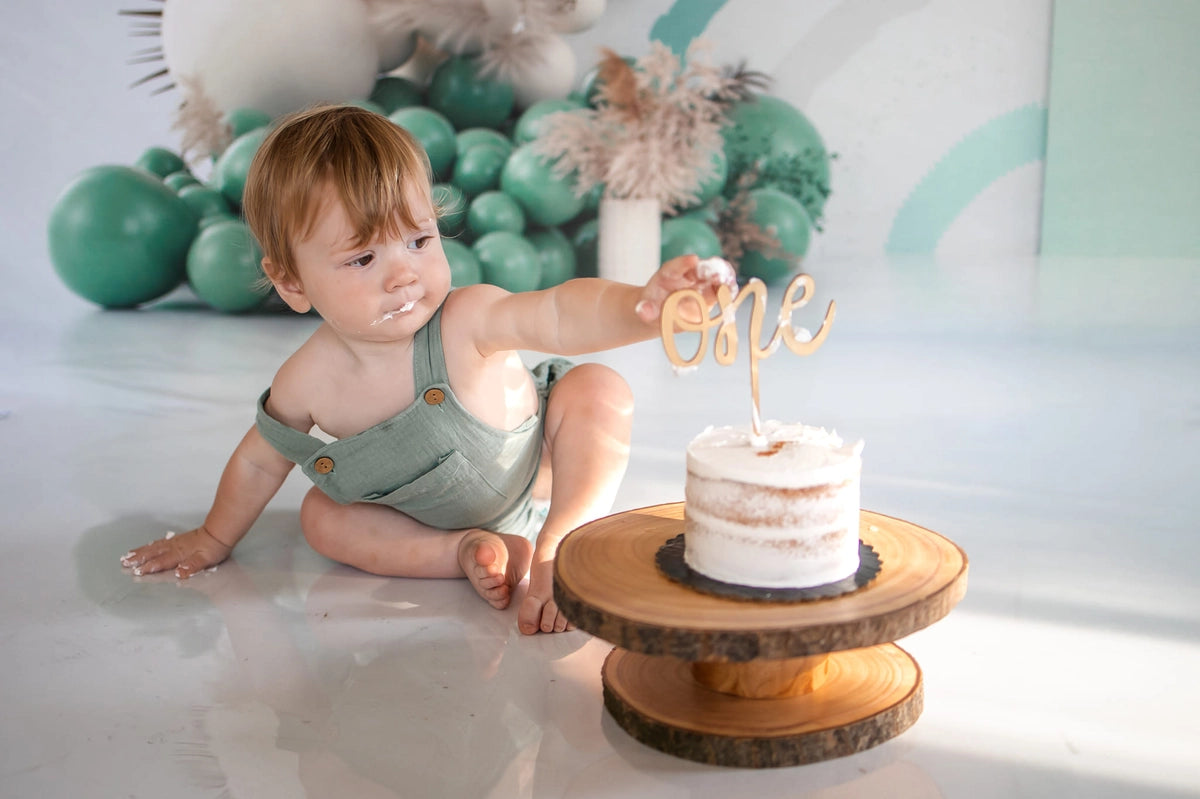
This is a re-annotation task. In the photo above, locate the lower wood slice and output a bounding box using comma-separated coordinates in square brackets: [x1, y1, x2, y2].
[602, 644, 923, 768]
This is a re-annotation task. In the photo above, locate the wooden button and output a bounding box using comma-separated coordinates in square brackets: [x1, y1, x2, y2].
[313, 456, 334, 474]
[423, 388, 445, 405]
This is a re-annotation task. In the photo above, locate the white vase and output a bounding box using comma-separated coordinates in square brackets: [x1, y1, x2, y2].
[597, 197, 661, 285]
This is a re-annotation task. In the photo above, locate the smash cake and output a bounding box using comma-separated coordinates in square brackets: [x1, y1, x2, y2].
[683, 421, 864, 590]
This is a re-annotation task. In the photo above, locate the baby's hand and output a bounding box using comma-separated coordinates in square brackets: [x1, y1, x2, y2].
[635, 254, 738, 324]
[120, 527, 233, 579]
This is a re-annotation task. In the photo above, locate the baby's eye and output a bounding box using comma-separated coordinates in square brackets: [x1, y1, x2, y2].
[408, 235, 434, 251]
[346, 253, 374, 268]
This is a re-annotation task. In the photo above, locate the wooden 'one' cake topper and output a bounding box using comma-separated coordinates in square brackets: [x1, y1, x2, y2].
[660, 259, 836, 439]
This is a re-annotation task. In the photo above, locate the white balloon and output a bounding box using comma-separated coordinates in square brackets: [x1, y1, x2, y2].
[550, 0, 606, 33]
[510, 35, 577, 109]
[375, 28, 419, 74]
[162, 0, 379, 118]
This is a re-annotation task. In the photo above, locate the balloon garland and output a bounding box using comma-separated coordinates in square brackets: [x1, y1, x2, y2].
[46, 11, 834, 311]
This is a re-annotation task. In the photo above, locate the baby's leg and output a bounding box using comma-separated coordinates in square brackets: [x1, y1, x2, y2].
[299, 488, 532, 608]
[519, 363, 634, 634]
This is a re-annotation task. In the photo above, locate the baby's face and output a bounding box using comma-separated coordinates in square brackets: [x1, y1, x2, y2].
[290, 181, 451, 342]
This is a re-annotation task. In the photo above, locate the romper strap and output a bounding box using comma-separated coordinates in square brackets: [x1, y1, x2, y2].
[418, 303, 451, 386]
[255, 389, 326, 464]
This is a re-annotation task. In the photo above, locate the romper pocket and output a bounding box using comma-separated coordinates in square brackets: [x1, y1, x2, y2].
[362, 450, 508, 530]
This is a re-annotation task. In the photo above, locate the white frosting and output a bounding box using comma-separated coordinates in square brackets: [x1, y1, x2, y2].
[686, 421, 863, 488]
[683, 421, 864, 589]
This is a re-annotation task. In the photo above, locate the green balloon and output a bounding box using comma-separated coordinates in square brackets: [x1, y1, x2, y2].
[527, 228, 576, 289]
[660, 216, 722, 262]
[473, 231, 540, 292]
[433, 183, 468, 237]
[178, 184, 232, 222]
[47, 165, 198, 308]
[346, 98, 387, 116]
[211, 127, 269, 209]
[186, 219, 269, 312]
[224, 107, 272, 139]
[512, 98, 585, 145]
[442, 238, 483, 287]
[369, 76, 423, 114]
[686, 147, 728, 211]
[389, 106, 457, 180]
[569, 218, 599, 278]
[456, 128, 514, 160]
[451, 144, 508, 197]
[163, 170, 200, 191]
[738, 187, 812, 284]
[500, 143, 583, 227]
[428, 55, 515, 130]
[722, 94, 831, 221]
[135, 146, 186, 179]
[467, 191, 525, 236]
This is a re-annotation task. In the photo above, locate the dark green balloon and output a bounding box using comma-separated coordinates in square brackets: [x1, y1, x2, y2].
[389, 106, 457, 180]
[134, 146, 186, 178]
[527, 228, 576, 289]
[178, 184, 232, 222]
[47, 165, 198, 308]
[455, 128, 514, 160]
[660, 216, 722, 262]
[163, 170, 200, 191]
[224, 107, 273, 139]
[369, 76, 423, 114]
[473, 231, 540, 292]
[211, 127, 269, 209]
[722, 94, 831, 221]
[685, 147, 728, 211]
[467, 191, 525, 236]
[569, 218, 599, 278]
[427, 55, 515, 130]
[500, 143, 583, 227]
[512, 98, 585, 145]
[186, 218, 269, 313]
[442, 238, 483, 287]
[738, 187, 812, 284]
[451, 144, 508, 197]
[433, 183, 468, 237]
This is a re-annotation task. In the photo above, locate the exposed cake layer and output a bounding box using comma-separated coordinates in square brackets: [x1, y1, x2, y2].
[683, 422, 863, 589]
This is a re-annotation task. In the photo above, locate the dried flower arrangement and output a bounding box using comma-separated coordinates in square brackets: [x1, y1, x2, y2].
[368, 0, 577, 85]
[535, 39, 767, 212]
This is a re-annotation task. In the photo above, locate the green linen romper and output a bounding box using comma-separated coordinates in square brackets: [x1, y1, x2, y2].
[255, 303, 571, 541]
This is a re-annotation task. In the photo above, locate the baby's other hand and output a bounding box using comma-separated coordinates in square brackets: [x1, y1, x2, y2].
[635, 254, 737, 324]
[120, 527, 233, 579]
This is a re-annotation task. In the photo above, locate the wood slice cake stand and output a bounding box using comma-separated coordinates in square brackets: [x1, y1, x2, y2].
[553, 503, 969, 768]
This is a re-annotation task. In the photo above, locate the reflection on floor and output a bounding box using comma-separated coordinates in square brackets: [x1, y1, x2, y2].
[3, 257, 1199, 798]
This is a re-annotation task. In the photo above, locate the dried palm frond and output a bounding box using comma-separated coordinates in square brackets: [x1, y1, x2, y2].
[712, 169, 788, 270]
[535, 38, 738, 211]
[172, 76, 231, 163]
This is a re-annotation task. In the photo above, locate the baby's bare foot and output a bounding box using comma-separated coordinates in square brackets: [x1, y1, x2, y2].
[457, 530, 533, 610]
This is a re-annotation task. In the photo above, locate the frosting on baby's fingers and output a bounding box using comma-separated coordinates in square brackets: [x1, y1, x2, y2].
[696, 257, 737, 289]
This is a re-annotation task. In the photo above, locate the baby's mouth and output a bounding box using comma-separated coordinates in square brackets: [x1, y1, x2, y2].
[370, 300, 416, 326]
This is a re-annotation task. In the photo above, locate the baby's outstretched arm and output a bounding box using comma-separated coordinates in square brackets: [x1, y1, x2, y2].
[462, 254, 732, 358]
[121, 427, 294, 578]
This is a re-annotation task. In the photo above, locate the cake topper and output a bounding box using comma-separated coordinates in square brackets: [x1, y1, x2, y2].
[660, 258, 836, 440]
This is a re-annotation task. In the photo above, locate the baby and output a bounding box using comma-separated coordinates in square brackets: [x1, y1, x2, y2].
[121, 104, 729, 634]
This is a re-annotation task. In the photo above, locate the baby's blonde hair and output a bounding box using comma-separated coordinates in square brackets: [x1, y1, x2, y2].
[243, 104, 435, 285]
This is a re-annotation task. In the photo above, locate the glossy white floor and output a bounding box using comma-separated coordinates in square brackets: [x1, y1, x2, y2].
[6, 7, 1200, 799]
[4, 251, 1199, 798]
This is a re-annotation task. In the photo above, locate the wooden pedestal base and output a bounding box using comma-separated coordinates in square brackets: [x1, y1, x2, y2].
[555, 505, 968, 768]
[602, 645, 922, 768]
